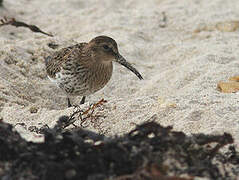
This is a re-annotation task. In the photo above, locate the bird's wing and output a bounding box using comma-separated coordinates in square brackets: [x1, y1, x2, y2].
[45, 43, 87, 79]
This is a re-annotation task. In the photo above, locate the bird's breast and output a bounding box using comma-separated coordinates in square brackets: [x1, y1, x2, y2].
[87, 62, 113, 93]
[50, 61, 113, 96]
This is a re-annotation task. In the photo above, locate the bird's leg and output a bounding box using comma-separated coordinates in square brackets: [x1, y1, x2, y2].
[67, 97, 72, 107]
[80, 96, 86, 104]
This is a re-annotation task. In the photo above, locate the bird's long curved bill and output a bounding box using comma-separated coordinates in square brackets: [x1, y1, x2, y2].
[116, 54, 143, 80]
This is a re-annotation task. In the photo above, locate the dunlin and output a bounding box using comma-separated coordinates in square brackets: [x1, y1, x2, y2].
[45, 36, 143, 107]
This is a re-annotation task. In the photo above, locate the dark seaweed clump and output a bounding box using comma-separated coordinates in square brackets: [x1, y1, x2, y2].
[0, 118, 238, 180]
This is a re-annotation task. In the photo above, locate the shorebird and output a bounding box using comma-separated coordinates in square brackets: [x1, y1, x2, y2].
[45, 36, 143, 107]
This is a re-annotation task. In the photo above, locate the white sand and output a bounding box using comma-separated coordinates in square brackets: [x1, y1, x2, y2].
[1, 0, 239, 145]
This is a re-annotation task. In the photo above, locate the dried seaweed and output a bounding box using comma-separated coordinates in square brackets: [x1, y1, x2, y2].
[0, 16, 53, 37]
[0, 118, 238, 180]
[56, 98, 107, 129]
[114, 162, 194, 180]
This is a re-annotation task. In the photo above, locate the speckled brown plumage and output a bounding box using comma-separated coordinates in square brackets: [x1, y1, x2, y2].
[45, 36, 143, 107]
[45, 43, 87, 79]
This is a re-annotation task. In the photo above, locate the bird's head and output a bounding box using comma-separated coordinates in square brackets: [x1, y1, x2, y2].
[88, 36, 143, 80]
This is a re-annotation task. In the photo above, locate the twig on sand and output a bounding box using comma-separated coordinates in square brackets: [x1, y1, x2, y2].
[57, 99, 107, 129]
[0, 16, 53, 37]
[80, 98, 107, 128]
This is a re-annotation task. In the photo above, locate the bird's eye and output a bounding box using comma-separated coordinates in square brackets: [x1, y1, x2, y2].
[103, 45, 110, 50]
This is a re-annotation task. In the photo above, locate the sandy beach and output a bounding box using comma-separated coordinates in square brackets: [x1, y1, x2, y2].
[0, 0, 239, 147]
